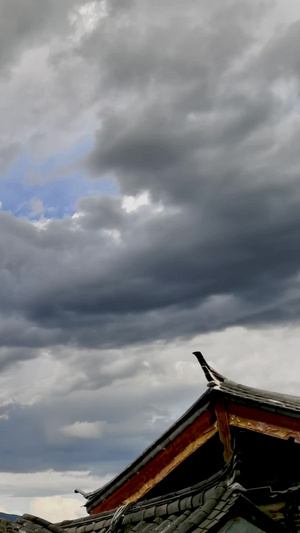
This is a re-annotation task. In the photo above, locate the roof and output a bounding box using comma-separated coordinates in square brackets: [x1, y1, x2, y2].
[62, 479, 285, 533]
[1, 479, 288, 533]
[0, 515, 65, 533]
[83, 352, 300, 513]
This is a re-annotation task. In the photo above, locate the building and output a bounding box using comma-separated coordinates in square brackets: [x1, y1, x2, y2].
[3, 352, 300, 532]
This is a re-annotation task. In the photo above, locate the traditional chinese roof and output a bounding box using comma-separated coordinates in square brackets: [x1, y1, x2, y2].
[82, 352, 300, 514]
[3, 353, 300, 532]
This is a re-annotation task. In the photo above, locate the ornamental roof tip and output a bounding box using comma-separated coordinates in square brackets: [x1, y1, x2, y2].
[193, 351, 225, 386]
[194, 351, 300, 415]
[74, 488, 90, 499]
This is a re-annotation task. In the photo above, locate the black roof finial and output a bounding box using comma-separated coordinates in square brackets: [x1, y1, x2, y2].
[74, 488, 89, 499]
[193, 351, 225, 384]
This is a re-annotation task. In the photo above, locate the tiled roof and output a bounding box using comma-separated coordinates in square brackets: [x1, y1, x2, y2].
[0, 519, 17, 533]
[0, 479, 291, 533]
[0, 515, 65, 533]
[60, 480, 284, 533]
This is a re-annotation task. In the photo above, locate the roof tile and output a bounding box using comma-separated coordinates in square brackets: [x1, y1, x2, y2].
[175, 518, 197, 533]
[133, 521, 148, 533]
[156, 506, 168, 518]
[166, 502, 180, 515]
[191, 495, 202, 510]
[142, 509, 155, 521]
[179, 498, 191, 513]
[185, 509, 207, 527]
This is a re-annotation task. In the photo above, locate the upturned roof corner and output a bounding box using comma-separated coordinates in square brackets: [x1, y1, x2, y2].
[193, 351, 225, 386]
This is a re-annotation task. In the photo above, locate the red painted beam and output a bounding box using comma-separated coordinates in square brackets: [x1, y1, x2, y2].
[90, 408, 216, 514]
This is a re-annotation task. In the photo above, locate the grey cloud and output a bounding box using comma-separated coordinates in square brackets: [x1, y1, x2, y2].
[0, 0, 77, 75]
[81, 0, 255, 91]
[76, 195, 125, 231]
[258, 19, 300, 81]
[82, 0, 300, 208]
[0, 360, 200, 476]
[0, 142, 20, 174]
[1, 174, 300, 354]
[0, 0, 100, 177]
[0, 347, 39, 371]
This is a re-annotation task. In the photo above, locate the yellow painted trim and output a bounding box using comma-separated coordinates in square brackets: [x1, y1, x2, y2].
[124, 423, 218, 504]
[229, 414, 300, 443]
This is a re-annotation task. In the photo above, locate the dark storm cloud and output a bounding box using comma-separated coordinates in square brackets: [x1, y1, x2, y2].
[1, 177, 300, 355]
[0, 346, 39, 371]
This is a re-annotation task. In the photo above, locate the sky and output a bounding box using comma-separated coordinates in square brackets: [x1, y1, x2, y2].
[2, 0, 300, 523]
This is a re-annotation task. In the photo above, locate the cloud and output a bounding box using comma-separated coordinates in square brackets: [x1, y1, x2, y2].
[30, 496, 85, 522]
[30, 496, 86, 522]
[29, 197, 45, 217]
[60, 421, 106, 439]
[0, 186, 299, 356]
[0, 469, 112, 520]
[122, 191, 150, 213]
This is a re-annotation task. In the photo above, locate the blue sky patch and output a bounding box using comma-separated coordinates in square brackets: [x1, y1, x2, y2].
[0, 139, 119, 220]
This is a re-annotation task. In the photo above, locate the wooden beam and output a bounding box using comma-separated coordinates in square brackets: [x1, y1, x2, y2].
[214, 396, 233, 462]
[228, 402, 300, 443]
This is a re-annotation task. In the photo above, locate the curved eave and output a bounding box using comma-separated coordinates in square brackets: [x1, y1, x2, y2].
[86, 353, 300, 513]
[194, 351, 300, 416]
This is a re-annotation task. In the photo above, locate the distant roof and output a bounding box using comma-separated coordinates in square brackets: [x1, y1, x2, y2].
[0, 515, 65, 533]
